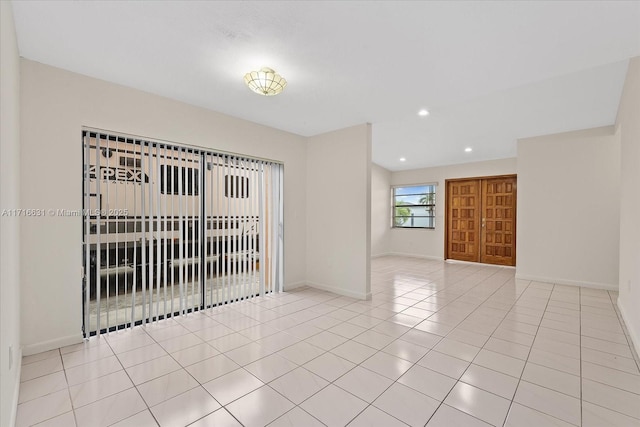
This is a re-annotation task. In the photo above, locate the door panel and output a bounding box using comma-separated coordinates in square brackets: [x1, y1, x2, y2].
[481, 177, 516, 266]
[446, 175, 516, 266]
[446, 179, 481, 262]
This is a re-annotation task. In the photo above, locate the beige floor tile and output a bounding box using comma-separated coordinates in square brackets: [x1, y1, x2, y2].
[427, 404, 492, 427]
[277, 341, 325, 365]
[473, 349, 525, 378]
[304, 352, 356, 382]
[301, 384, 368, 426]
[461, 364, 519, 400]
[445, 382, 511, 426]
[398, 364, 456, 401]
[527, 348, 581, 376]
[116, 343, 168, 368]
[31, 411, 77, 427]
[15, 389, 72, 427]
[186, 353, 241, 383]
[514, 380, 581, 425]
[581, 360, 640, 394]
[373, 382, 440, 427]
[150, 386, 220, 427]
[269, 407, 325, 427]
[74, 388, 147, 427]
[202, 368, 263, 405]
[125, 354, 182, 385]
[20, 356, 63, 382]
[245, 353, 297, 383]
[348, 405, 408, 427]
[109, 410, 158, 427]
[381, 338, 430, 362]
[18, 371, 68, 404]
[504, 403, 575, 427]
[521, 362, 581, 398]
[170, 342, 219, 367]
[270, 367, 328, 404]
[361, 351, 413, 381]
[581, 347, 639, 375]
[582, 378, 640, 419]
[226, 386, 294, 427]
[335, 366, 393, 403]
[69, 370, 133, 408]
[136, 369, 199, 407]
[582, 401, 640, 427]
[65, 355, 123, 386]
[417, 350, 470, 379]
[16, 257, 640, 427]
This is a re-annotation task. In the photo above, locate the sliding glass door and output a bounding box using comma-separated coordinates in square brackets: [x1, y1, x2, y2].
[82, 130, 283, 336]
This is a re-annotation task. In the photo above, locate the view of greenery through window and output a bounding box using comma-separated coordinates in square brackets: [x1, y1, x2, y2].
[393, 184, 436, 228]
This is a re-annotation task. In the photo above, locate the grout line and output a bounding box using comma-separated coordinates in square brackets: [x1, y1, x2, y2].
[276, 261, 501, 425]
[20, 258, 640, 427]
[416, 269, 523, 426]
[55, 347, 77, 427]
[608, 290, 640, 372]
[579, 285, 583, 427]
[499, 280, 550, 427]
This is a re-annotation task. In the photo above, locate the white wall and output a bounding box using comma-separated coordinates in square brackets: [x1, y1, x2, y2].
[306, 124, 372, 299]
[389, 158, 517, 259]
[0, 1, 22, 425]
[20, 60, 308, 354]
[616, 56, 640, 355]
[371, 163, 391, 257]
[517, 127, 620, 289]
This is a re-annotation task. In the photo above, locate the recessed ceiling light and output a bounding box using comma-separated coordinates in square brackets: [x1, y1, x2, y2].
[418, 109, 429, 117]
[399, 157, 406, 162]
[465, 147, 472, 152]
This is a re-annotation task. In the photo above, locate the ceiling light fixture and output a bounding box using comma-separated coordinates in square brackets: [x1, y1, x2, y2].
[418, 109, 429, 117]
[465, 147, 473, 152]
[399, 157, 406, 162]
[244, 67, 287, 96]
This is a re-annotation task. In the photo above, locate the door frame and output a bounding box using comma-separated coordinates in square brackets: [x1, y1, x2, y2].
[444, 174, 517, 266]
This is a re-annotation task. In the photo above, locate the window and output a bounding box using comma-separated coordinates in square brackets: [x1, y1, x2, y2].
[225, 175, 250, 198]
[392, 184, 436, 228]
[160, 165, 199, 195]
[83, 130, 284, 336]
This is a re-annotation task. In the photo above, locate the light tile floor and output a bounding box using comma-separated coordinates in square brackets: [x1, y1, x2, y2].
[16, 256, 640, 426]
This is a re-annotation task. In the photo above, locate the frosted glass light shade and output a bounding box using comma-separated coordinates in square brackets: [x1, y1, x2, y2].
[243, 67, 287, 96]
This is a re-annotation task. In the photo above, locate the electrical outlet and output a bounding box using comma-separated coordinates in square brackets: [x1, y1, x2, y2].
[8, 345, 13, 370]
[628, 280, 632, 292]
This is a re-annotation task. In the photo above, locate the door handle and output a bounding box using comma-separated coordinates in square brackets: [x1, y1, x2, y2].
[482, 218, 486, 228]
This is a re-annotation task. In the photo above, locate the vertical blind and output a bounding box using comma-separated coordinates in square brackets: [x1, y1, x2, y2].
[83, 130, 284, 336]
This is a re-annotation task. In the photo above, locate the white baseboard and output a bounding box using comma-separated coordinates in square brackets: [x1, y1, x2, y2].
[371, 252, 393, 258]
[514, 273, 618, 291]
[305, 281, 371, 300]
[284, 281, 306, 291]
[617, 298, 640, 361]
[385, 252, 443, 261]
[446, 259, 515, 269]
[22, 334, 84, 357]
[9, 347, 22, 427]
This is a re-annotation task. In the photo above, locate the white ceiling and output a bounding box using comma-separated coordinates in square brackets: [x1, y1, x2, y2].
[11, 1, 640, 171]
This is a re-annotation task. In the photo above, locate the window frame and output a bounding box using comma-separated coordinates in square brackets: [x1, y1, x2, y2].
[391, 183, 437, 229]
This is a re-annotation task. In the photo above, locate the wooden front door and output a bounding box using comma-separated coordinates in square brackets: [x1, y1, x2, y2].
[446, 175, 517, 266]
[481, 176, 517, 266]
[446, 179, 481, 262]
